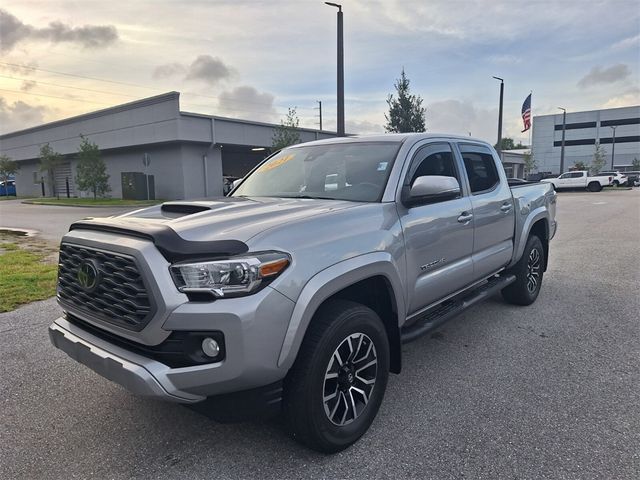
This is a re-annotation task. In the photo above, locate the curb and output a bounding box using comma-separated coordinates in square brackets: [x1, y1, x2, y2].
[21, 200, 159, 208]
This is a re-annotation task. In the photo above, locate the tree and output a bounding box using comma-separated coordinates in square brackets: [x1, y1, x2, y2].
[75, 135, 110, 199]
[495, 137, 526, 151]
[573, 161, 588, 171]
[384, 68, 426, 133]
[591, 142, 607, 174]
[272, 107, 301, 151]
[632, 157, 640, 170]
[523, 151, 537, 174]
[0, 155, 19, 196]
[38, 143, 63, 197]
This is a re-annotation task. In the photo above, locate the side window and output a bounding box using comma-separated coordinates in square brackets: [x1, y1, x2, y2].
[407, 143, 460, 187]
[559, 173, 571, 179]
[459, 144, 500, 194]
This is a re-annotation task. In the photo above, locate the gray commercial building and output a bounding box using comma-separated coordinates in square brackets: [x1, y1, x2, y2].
[531, 105, 640, 174]
[0, 92, 337, 199]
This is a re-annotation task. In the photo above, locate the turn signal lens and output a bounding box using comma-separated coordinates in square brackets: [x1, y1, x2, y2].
[259, 258, 289, 277]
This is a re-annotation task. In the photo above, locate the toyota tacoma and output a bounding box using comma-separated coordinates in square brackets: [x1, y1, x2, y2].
[49, 134, 557, 452]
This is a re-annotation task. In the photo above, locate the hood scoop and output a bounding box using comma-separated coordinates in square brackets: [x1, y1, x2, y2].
[161, 202, 212, 216]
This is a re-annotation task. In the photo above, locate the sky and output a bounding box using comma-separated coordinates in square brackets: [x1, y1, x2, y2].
[0, 0, 639, 144]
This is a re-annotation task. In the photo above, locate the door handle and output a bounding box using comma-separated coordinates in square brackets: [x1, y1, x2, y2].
[457, 212, 473, 223]
[500, 203, 512, 213]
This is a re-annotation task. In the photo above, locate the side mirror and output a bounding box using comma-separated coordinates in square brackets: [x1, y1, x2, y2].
[404, 175, 461, 206]
[232, 178, 243, 189]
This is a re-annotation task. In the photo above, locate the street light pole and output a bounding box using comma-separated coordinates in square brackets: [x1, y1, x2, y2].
[558, 107, 567, 174]
[325, 2, 345, 136]
[610, 125, 617, 170]
[317, 100, 323, 131]
[493, 76, 504, 155]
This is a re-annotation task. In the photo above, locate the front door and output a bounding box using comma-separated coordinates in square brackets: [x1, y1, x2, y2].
[397, 142, 474, 315]
[457, 143, 515, 278]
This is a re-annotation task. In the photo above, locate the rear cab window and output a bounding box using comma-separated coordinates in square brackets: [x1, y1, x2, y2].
[458, 144, 500, 194]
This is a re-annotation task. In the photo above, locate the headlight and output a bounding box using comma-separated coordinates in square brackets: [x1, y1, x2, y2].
[170, 251, 290, 298]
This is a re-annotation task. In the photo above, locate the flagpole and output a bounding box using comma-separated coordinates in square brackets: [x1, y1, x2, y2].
[528, 90, 532, 149]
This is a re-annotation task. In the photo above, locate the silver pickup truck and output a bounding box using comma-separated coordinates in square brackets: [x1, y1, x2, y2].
[49, 134, 557, 452]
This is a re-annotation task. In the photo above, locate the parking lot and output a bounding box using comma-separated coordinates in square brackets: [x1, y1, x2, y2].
[1, 190, 639, 479]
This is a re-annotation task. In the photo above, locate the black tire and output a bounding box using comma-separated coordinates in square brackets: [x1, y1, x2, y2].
[283, 299, 390, 453]
[587, 181, 602, 192]
[502, 235, 545, 306]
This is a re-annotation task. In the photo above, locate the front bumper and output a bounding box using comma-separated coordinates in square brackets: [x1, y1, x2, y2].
[49, 318, 203, 403]
[49, 281, 296, 402]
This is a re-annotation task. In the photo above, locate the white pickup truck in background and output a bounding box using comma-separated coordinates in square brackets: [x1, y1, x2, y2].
[541, 170, 612, 192]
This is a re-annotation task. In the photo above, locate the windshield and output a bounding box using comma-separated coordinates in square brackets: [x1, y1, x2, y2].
[232, 142, 400, 202]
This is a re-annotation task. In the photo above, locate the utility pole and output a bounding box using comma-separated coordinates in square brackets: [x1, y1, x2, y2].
[325, 2, 345, 136]
[315, 100, 323, 131]
[493, 76, 504, 155]
[610, 125, 617, 169]
[558, 107, 567, 174]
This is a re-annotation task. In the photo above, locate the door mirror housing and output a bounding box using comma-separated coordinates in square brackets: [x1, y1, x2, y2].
[404, 175, 461, 206]
[232, 178, 243, 189]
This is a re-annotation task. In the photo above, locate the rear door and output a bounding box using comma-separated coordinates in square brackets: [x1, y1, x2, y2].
[456, 143, 515, 279]
[397, 142, 474, 315]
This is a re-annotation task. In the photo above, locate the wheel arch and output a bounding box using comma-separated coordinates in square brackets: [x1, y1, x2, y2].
[277, 253, 406, 374]
[510, 209, 550, 270]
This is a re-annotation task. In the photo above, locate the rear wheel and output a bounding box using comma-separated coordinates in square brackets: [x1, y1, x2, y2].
[502, 235, 544, 306]
[283, 300, 389, 453]
[587, 181, 602, 192]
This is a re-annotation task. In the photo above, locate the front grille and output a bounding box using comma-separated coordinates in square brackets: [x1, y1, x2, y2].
[57, 243, 154, 331]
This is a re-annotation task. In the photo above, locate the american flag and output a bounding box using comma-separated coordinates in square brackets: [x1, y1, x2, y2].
[521, 93, 532, 132]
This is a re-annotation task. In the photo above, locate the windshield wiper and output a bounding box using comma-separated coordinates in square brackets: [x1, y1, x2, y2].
[284, 195, 338, 200]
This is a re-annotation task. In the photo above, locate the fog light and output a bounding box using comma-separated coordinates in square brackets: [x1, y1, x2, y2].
[201, 337, 220, 358]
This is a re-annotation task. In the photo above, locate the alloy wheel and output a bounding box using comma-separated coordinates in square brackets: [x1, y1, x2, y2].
[526, 247, 541, 294]
[322, 332, 378, 426]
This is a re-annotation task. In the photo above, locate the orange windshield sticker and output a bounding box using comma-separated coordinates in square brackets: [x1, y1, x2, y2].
[257, 154, 295, 172]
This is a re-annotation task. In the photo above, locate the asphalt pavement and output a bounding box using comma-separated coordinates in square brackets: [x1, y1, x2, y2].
[1, 190, 639, 479]
[0, 198, 140, 243]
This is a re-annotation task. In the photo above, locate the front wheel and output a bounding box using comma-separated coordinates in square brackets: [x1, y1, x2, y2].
[283, 300, 389, 453]
[502, 235, 545, 306]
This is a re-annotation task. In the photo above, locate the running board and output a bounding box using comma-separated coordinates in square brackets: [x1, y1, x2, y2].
[400, 274, 516, 344]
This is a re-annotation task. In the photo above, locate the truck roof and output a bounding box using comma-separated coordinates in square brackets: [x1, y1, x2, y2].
[289, 132, 492, 148]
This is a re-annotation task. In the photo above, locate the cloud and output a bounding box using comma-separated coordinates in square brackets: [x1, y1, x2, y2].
[0, 97, 49, 134]
[577, 64, 632, 88]
[152, 62, 186, 79]
[488, 54, 522, 64]
[217, 86, 277, 122]
[345, 119, 384, 135]
[0, 9, 118, 52]
[0, 60, 37, 75]
[611, 33, 640, 51]
[153, 55, 233, 85]
[185, 55, 233, 85]
[602, 87, 640, 109]
[426, 99, 497, 142]
[20, 80, 36, 92]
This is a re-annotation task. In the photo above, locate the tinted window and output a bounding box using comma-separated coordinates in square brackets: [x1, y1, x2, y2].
[570, 172, 583, 178]
[407, 143, 460, 187]
[559, 173, 571, 179]
[459, 144, 500, 193]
